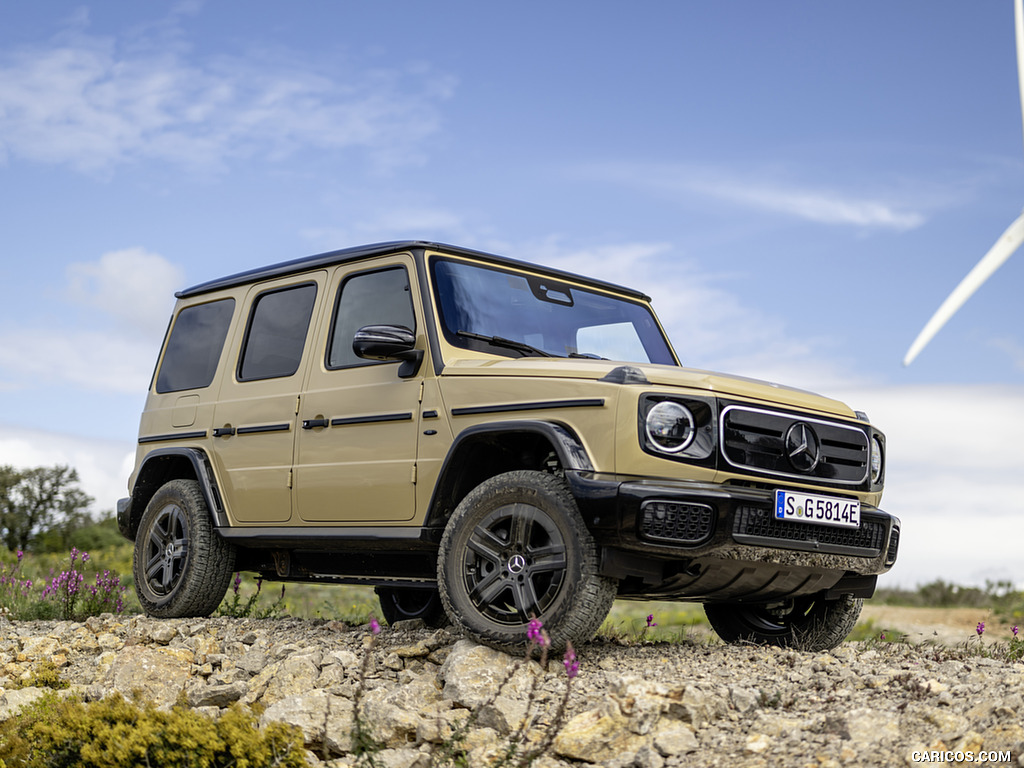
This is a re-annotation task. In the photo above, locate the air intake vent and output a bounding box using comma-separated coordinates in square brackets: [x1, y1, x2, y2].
[640, 501, 715, 545]
[885, 525, 900, 566]
[733, 505, 886, 557]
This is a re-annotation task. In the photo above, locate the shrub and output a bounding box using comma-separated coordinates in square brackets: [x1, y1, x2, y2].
[0, 692, 309, 768]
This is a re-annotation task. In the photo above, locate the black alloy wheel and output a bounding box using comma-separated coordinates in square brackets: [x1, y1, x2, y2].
[704, 593, 863, 651]
[133, 478, 236, 618]
[438, 470, 616, 653]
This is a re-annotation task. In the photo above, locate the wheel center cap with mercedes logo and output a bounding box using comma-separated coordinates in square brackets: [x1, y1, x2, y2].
[785, 422, 820, 472]
[506, 554, 527, 575]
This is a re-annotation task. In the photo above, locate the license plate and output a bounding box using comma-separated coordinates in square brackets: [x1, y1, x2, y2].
[774, 490, 860, 529]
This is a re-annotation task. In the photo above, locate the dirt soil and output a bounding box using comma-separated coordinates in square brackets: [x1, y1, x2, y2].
[860, 603, 1016, 647]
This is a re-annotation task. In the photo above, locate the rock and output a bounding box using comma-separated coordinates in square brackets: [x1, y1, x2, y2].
[552, 705, 648, 762]
[0, 687, 50, 720]
[745, 733, 773, 754]
[104, 646, 194, 707]
[259, 690, 330, 745]
[653, 725, 699, 755]
[360, 678, 441, 747]
[186, 680, 247, 708]
[438, 640, 532, 708]
[3, 614, 1024, 768]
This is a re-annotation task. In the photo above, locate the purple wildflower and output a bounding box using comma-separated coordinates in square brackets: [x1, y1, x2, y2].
[370, 617, 381, 635]
[15, 550, 23, 563]
[526, 617, 550, 648]
[563, 643, 579, 679]
[233, 573, 242, 594]
[976, 621, 985, 637]
[646, 614, 658, 629]
[527, 617, 543, 643]
[1013, 625, 1019, 638]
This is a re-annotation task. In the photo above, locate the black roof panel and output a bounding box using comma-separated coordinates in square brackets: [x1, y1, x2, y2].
[176, 241, 650, 301]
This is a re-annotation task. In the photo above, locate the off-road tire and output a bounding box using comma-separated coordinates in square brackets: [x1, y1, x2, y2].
[704, 593, 862, 651]
[133, 478, 236, 618]
[375, 586, 450, 628]
[437, 470, 617, 653]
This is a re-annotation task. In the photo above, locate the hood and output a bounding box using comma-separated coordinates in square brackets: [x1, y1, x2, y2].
[441, 357, 857, 418]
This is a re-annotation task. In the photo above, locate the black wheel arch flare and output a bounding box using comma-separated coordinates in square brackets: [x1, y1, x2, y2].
[124, 447, 227, 539]
[424, 420, 594, 530]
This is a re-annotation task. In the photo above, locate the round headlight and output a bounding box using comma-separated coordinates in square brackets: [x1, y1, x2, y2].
[870, 436, 883, 483]
[645, 401, 695, 453]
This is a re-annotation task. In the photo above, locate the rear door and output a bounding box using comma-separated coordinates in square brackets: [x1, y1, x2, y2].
[210, 273, 326, 523]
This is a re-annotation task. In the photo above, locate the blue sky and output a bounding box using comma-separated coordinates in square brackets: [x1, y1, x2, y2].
[1, 1, 1022, 589]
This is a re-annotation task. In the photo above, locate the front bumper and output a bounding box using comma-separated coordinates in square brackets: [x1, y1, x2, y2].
[567, 472, 900, 602]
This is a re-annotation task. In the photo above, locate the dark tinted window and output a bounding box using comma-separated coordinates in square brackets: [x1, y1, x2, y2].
[155, 299, 235, 393]
[238, 283, 317, 381]
[328, 267, 415, 368]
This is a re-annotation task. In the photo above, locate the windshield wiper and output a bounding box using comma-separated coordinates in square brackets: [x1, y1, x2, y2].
[455, 330, 555, 358]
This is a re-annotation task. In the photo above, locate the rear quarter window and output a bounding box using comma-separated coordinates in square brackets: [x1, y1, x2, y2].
[155, 298, 235, 393]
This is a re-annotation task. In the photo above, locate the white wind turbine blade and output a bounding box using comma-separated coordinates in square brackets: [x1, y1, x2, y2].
[903, 211, 1024, 366]
[903, 0, 1024, 366]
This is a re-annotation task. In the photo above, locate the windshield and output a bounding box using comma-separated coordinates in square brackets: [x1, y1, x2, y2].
[431, 258, 677, 365]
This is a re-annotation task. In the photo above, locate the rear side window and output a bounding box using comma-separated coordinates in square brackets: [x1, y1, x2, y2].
[327, 267, 416, 369]
[155, 299, 235, 393]
[238, 283, 318, 381]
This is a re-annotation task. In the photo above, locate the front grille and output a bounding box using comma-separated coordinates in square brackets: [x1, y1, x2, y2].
[885, 525, 900, 566]
[721, 405, 869, 486]
[733, 505, 885, 557]
[640, 501, 715, 545]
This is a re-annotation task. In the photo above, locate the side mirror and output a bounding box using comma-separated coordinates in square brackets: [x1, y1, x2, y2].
[353, 325, 423, 378]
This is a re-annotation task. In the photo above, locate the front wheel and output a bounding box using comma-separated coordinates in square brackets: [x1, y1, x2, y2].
[704, 593, 862, 651]
[133, 479, 236, 618]
[437, 470, 617, 653]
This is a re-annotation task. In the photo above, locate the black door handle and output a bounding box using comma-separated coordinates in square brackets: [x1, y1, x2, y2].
[302, 418, 329, 430]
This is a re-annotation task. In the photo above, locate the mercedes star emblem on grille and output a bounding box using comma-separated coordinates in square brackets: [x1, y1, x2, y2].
[784, 422, 820, 472]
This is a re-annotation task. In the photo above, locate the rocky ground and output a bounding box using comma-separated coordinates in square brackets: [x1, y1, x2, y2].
[1, 613, 1022, 768]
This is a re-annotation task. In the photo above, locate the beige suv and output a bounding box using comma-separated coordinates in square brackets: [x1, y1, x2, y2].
[118, 241, 899, 652]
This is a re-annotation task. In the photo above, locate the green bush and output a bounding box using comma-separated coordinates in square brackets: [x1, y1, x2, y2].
[0, 692, 309, 768]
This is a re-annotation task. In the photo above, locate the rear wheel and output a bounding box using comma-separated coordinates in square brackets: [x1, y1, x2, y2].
[437, 470, 616, 653]
[133, 479, 236, 618]
[704, 593, 862, 651]
[375, 586, 450, 628]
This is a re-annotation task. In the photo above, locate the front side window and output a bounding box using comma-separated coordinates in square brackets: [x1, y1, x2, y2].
[431, 258, 676, 365]
[238, 283, 317, 381]
[155, 298, 235, 393]
[327, 266, 416, 369]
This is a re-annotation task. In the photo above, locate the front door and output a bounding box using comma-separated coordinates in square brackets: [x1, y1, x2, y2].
[295, 257, 423, 523]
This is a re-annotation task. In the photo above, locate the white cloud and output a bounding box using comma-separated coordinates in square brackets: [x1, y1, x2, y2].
[0, 247, 180, 394]
[989, 336, 1024, 372]
[693, 178, 926, 230]
[66, 247, 183, 337]
[835, 384, 1024, 589]
[0, 14, 455, 175]
[0, 424, 134, 515]
[583, 163, 927, 230]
